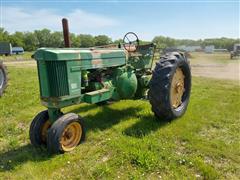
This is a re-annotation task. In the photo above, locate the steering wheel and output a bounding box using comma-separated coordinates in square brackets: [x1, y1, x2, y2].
[123, 32, 139, 52]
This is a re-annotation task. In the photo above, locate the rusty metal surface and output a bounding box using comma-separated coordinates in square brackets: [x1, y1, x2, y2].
[62, 18, 71, 48]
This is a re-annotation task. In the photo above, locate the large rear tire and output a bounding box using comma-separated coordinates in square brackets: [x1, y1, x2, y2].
[148, 52, 191, 121]
[0, 61, 8, 97]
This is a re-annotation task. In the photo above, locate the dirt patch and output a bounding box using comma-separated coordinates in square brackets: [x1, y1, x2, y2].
[191, 63, 239, 81]
[4, 60, 36, 67]
[189, 52, 239, 81]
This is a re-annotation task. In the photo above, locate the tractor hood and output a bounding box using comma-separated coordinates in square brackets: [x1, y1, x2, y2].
[34, 48, 127, 61]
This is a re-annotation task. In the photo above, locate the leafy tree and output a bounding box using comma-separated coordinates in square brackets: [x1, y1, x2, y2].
[34, 29, 51, 47]
[94, 35, 112, 46]
[201, 38, 239, 51]
[0, 27, 239, 52]
[0, 28, 9, 42]
[48, 31, 63, 48]
[70, 33, 81, 47]
[152, 35, 239, 51]
[23, 32, 39, 51]
[152, 36, 176, 49]
[79, 34, 95, 47]
[113, 38, 122, 44]
[9, 32, 25, 47]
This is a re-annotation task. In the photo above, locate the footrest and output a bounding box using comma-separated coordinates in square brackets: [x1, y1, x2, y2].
[83, 88, 111, 104]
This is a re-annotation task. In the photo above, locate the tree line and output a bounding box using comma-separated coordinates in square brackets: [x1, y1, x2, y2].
[0, 28, 239, 51]
[152, 36, 239, 51]
[0, 28, 113, 51]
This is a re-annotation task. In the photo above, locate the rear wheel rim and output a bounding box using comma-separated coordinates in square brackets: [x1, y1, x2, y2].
[60, 122, 82, 152]
[170, 67, 185, 109]
[0, 69, 4, 89]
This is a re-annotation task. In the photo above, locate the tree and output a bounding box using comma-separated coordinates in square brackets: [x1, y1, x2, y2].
[23, 32, 39, 51]
[113, 38, 123, 44]
[0, 28, 9, 42]
[48, 31, 64, 48]
[201, 38, 239, 51]
[9, 32, 24, 47]
[94, 35, 112, 46]
[70, 33, 81, 47]
[79, 34, 95, 47]
[0, 27, 238, 52]
[34, 29, 51, 47]
[152, 36, 176, 49]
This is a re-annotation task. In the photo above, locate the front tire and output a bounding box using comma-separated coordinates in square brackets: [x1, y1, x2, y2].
[29, 110, 51, 147]
[148, 52, 191, 121]
[47, 113, 85, 154]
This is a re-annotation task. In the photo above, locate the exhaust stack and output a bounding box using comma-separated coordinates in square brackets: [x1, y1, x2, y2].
[62, 18, 71, 48]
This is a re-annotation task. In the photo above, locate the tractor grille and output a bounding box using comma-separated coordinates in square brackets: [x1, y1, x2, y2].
[46, 61, 69, 97]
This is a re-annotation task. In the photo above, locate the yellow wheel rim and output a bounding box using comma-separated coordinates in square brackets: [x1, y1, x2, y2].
[41, 120, 51, 143]
[60, 122, 82, 152]
[170, 67, 185, 109]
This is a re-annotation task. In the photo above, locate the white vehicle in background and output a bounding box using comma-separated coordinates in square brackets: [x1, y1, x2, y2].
[12, 47, 24, 54]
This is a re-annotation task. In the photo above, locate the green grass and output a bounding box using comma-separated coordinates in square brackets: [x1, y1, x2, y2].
[0, 66, 239, 179]
[0, 52, 34, 61]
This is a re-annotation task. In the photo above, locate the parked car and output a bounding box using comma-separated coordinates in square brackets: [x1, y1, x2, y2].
[12, 47, 24, 54]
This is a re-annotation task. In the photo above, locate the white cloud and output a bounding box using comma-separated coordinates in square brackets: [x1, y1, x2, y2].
[1, 7, 119, 33]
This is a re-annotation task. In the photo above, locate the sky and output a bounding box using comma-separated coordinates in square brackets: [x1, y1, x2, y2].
[0, 0, 239, 41]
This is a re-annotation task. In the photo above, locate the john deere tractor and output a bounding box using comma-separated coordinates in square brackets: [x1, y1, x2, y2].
[30, 19, 191, 153]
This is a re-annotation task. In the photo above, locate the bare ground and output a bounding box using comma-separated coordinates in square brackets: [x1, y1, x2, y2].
[189, 52, 239, 81]
[4, 60, 36, 67]
[191, 63, 239, 81]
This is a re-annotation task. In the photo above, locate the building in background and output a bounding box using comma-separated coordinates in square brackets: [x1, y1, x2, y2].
[177, 45, 202, 52]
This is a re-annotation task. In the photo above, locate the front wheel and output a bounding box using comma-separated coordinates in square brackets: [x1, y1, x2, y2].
[29, 110, 51, 147]
[47, 113, 85, 154]
[148, 52, 191, 121]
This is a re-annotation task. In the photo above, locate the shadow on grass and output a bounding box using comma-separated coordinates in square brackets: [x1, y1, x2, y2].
[0, 101, 169, 172]
[72, 104, 143, 131]
[70, 103, 98, 114]
[0, 144, 50, 172]
[123, 114, 169, 138]
[71, 103, 169, 137]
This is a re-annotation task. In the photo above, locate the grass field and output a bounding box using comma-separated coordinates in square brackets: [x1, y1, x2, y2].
[0, 57, 240, 179]
[0, 52, 34, 61]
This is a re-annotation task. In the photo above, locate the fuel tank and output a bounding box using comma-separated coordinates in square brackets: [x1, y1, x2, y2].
[114, 68, 138, 99]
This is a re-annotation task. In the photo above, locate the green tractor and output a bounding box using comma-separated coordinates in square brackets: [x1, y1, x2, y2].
[30, 19, 191, 153]
[0, 61, 8, 96]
